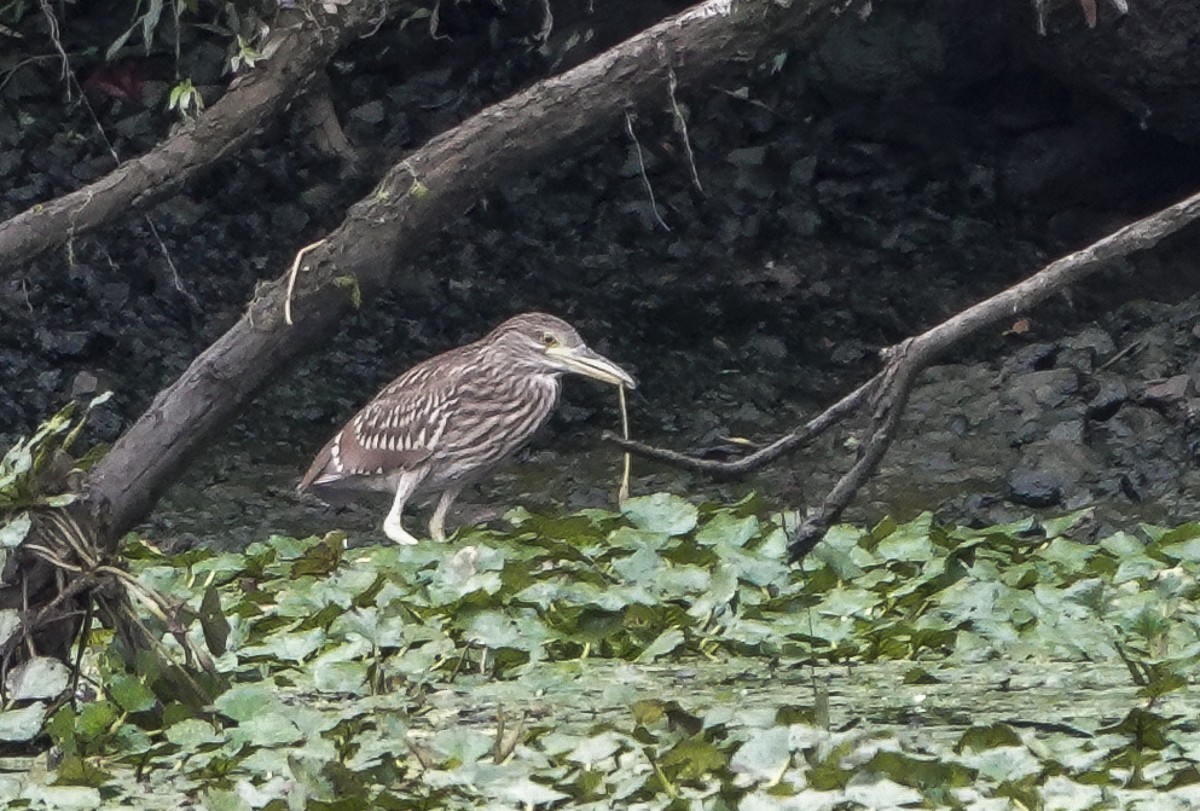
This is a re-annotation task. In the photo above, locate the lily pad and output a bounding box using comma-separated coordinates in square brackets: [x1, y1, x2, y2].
[621, 494, 699, 536]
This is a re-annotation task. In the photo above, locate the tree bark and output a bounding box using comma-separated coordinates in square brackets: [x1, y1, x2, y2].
[0, 1, 398, 276]
[80, 0, 850, 546]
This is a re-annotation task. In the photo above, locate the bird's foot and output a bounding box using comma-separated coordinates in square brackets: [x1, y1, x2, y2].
[383, 515, 419, 545]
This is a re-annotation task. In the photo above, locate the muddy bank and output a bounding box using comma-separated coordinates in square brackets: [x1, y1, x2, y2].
[146, 291, 1200, 550]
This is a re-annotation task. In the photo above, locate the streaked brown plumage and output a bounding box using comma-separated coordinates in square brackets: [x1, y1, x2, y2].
[299, 313, 635, 544]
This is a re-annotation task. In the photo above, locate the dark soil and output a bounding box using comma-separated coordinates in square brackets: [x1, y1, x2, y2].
[4, 0, 1200, 549]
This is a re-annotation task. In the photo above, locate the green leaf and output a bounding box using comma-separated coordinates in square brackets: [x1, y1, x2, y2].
[1157, 537, 1200, 564]
[311, 659, 369, 695]
[695, 512, 759, 547]
[164, 718, 223, 748]
[76, 701, 118, 739]
[109, 674, 156, 714]
[214, 683, 278, 722]
[199, 585, 231, 656]
[488, 778, 568, 805]
[875, 513, 935, 562]
[636, 628, 685, 662]
[622, 494, 699, 536]
[730, 726, 792, 783]
[661, 734, 727, 779]
[25, 785, 101, 809]
[956, 723, 1023, 753]
[290, 532, 344, 578]
[431, 726, 492, 765]
[236, 713, 302, 747]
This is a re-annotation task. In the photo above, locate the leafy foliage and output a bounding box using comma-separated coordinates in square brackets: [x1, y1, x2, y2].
[0, 393, 111, 555]
[4, 497, 1200, 808]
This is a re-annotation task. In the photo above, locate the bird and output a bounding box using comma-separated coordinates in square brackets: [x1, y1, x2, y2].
[298, 312, 636, 545]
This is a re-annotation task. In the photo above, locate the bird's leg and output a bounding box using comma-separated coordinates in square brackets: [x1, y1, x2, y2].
[383, 471, 424, 545]
[428, 483, 465, 543]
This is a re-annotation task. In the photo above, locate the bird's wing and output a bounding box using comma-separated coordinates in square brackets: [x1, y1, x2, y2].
[299, 356, 464, 490]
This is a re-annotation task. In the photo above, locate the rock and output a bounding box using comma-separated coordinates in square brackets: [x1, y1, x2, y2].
[100, 282, 131, 310]
[160, 195, 206, 227]
[8, 181, 48, 205]
[71, 156, 113, 183]
[114, 112, 155, 140]
[746, 334, 788, 362]
[0, 149, 22, 178]
[1056, 348, 1094, 375]
[813, 11, 946, 97]
[830, 340, 870, 367]
[790, 156, 817, 186]
[1003, 342, 1058, 375]
[175, 40, 229, 85]
[37, 369, 63, 392]
[1047, 420, 1085, 443]
[776, 203, 822, 236]
[3, 63, 51, 100]
[270, 204, 310, 235]
[1004, 368, 1079, 411]
[1008, 469, 1064, 508]
[1086, 378, 1127, 420]
[349, 100, 386, 126]
[140, 80, 170, 108]
[70, 371, 101, 398]
[1143, 374, 1192, 404]
[726, 146, 768, 168]
[36, 328, 91, 358]
[1062, 326, 1117, 358]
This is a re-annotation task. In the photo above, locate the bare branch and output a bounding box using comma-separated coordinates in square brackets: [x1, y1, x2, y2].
[610, 186, 1200, 477]
[0, 2, 400, 275]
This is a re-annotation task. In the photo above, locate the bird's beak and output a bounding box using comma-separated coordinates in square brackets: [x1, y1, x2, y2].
[547, 344, 637, 390]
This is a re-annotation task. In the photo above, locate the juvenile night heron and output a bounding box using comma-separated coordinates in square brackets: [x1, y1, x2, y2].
[298, 312, 636, 544]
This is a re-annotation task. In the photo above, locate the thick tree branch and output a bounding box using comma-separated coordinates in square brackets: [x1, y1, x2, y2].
[611, 186, 1200, 475]
[607, 186, 1200, 560]
[81, 0, 853, 545]
[0, 1, 398, 275]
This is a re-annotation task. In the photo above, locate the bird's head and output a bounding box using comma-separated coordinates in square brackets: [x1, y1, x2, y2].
[489, 313, 637, 389]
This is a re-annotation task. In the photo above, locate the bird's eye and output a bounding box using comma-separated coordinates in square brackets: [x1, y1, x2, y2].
[540, 332, 559, 348]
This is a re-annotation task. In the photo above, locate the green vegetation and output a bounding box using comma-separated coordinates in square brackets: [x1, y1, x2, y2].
[2, 493, 1200, 808]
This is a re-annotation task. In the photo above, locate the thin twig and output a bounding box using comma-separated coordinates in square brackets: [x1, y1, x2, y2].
[535, 0, 554, 42]
[665, 57, 703, 194]
[146, 216, 198, 308]
[787, 348, 919, 561]
[284, 239, 328, 325]
[624, 111, 670, 231]
[1096, 339, 1142, 372]
[604, 373, 879, 476]
[35, 0, 71, 99]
